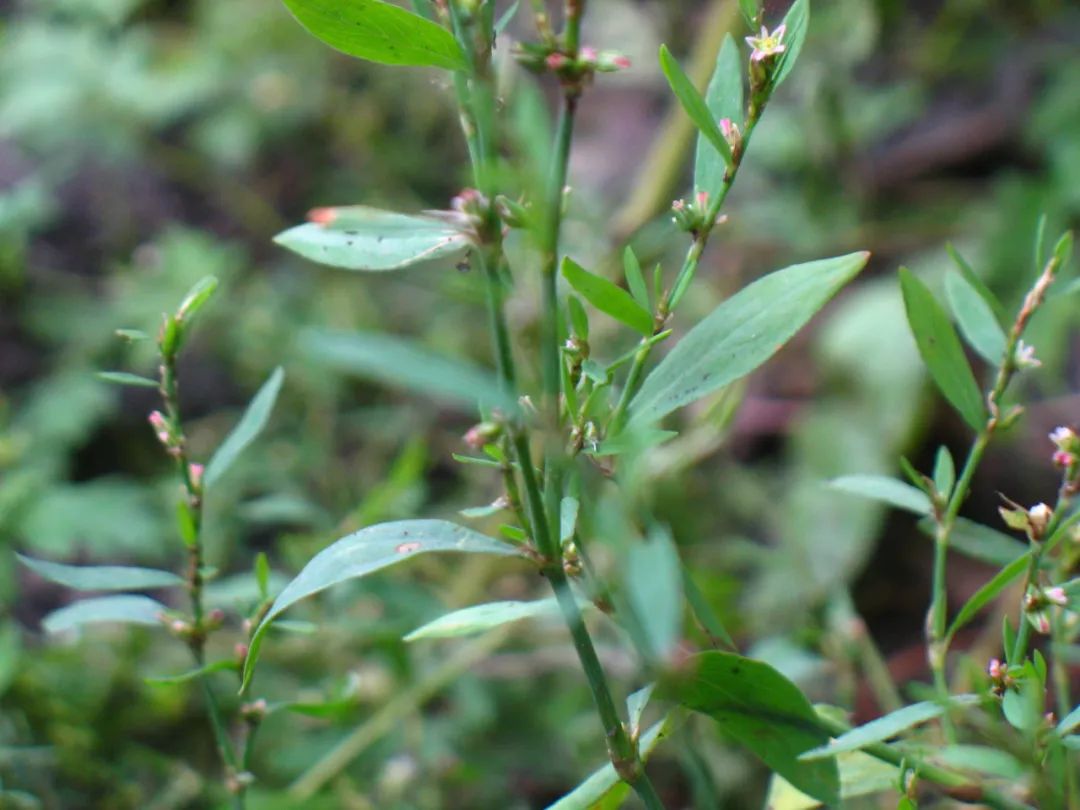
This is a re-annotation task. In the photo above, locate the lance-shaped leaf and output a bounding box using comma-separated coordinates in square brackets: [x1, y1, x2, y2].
[695, 34, 743, 197]
[630, 252, 868, 426]
[281, 0, 467, 70]
[302, 329, 515, 413]
[405, 597, 562, 642]
[561, 257, 653, 336]
[659, 44, 732, 170]
[800, 696, 979, 760]
[241, 520, 522, 690]
[276, 207, 470, 271]
[204, 367, 285, 488]
[899, 268, 986, 431]
[42, 595, 166, 634]
[664, 651, 839, 805]
[97, 371, 158, 389]
[945, 270, 1007, 364]
[624, 526, 683, 662]
[17, 554, 183, 591]
[945, 552, 1031, 643]
[546, 714, 674, 809]
[829, 475, 932, 515]
[772, 0, 810, 88]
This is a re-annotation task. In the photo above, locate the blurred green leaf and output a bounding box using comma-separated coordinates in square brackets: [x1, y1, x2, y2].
[404, 597, 561, 641]
[659, 44, 732, 170]
[801, 697, 977, 760]
[772, 0, 810, 88]
[932, 446, 955, 499]
[242, 520, 522, 690]
[738, 0, 760, 27]
[939, 518, 1026, 566]
[664, 651, 839, 805]
[303, 329, 514, 412]
[204, 366, 285, 488]
[626, 683, 655, 738]
[624, 525, 682, 662]
[695, 34, 742, 197]
[561, 257, 652, 336]
[17, 554, 182, 591]
[631, 252, 868, 426]
[145, 659, 238, 685]
[1058, 704, 1080, 736]
[945, 270, 1007, 364]
[280, 0, 467, 70]
[42, 595, 165, 634]
[946, 552, 1031, 643]
[622, 247, 650, 312]
[945, 244, 1006, 321]
[829, 475, 932, 514]
[933, 745, 1025, 779]
[96, 371, 158, 388]
[899, 267, 986, 431]
[175, 275, 219, 322]
[275, 207, 470, 271]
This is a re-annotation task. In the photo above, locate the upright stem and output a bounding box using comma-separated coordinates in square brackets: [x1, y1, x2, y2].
[158, 349, 243, 804]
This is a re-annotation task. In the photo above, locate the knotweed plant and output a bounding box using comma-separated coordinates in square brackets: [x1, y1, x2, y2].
[18, 0, 1078, 808]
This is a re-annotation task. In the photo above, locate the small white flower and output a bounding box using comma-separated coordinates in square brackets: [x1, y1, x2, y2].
[1014, 340, 1041, 369]
[1045, 586, 1068, 607]
[745, 24, 787, 63]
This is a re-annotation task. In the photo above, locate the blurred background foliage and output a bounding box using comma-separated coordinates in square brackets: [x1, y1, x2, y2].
[0, 0, 1077, 806]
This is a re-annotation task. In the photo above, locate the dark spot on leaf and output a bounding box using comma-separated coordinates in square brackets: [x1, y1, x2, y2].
[396, 542, 421, 554]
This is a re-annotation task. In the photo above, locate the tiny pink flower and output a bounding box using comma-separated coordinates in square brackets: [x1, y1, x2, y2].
[988, 658, 1005, 679]
[612, 55, 631, 69]
[671, 199, 686, 212]
[1014, 340, 1041, 369]
[1053, 450, 1075, 468]
[746, 24, 787, 63]
[579, 46, 598, 63]
[695, 191, 709, 210]
[1045, 586, 1068, 607]
[189, 463, 204, 488]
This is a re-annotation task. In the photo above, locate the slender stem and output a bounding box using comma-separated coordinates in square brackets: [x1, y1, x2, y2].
[158, 348, 243, 803]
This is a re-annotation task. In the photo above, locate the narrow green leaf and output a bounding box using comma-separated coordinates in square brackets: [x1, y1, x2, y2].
[665, 651, 839, 805]
[932, 446, 955, 499]
[800, 696, 978, 760]
[567, 295, 589, 339]
[945, 270, 1007, 364]
[42, 595, 165, 634]
[684, 570, 736, 650]
[945, 552, 1031, 643]
[933, 745, 1025, 779]
[204, 367, 285, 488]
[623, 247, 650, 312]
[17, 554, 183, 591]
[945, 244, 1006, 321]
[559, 496, 579, 543]
[255, 552, 271, 599]
[738, 0, 760, 27]
[1053, 230, 1073, 268]
[546, 715, 674, 809]
[97, 371, 158, 389]
[302, 329, 514, 413]
[145, 659, 238, 685]
[659, 44, 732, 170]
[829, 475, 932, 515]
[772, 0, 810, 88]
[941, 518, 1026, 566]
[624, 526, 683, 662]
[627, 683, 655, 738]
[899, 267, 986, 431]
[1034, 214, 1048, 272]
[561, 257, 653, 336]
[176, 275, 219, 321]
[631, 252, 868, 425]
[280, 0, 467, 70]
[404, 597, 561, 641]
[276, 207, 470, 271]
[1057, 704, 1080, 736]
[694, 34, 742, 197]
[241, 520, 522, 690]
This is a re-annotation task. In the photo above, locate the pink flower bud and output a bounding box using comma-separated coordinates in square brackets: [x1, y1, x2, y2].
[1053, 450, 1075, 468]
[695, 191, 709, 210]
[1045, 586, 1068, 607]
[612, 55, 631, 69]
[189, 463, 204, 487]
[579, 46, 598, 63]
[988, 658, 1005, 679]
[546, 52, 569, 71]
[307, 207, 337, 226]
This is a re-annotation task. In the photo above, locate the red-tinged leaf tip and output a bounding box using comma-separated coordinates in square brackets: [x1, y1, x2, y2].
[307, 207, 337, 226]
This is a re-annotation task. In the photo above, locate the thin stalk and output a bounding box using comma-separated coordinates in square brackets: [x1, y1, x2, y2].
[158, 350, 242, 803]
[607, 113, 763, 435]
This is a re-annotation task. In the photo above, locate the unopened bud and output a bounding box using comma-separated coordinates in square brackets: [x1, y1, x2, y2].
[463, 421, 502, 450]
[240, 698, 268, 723]
[189, 463, 204, 488]
[1045, 586, 1068, 607]
[1028, 503, 1052, 539]
[204, 608, 226, 631]
[546, 52, 569, 71]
